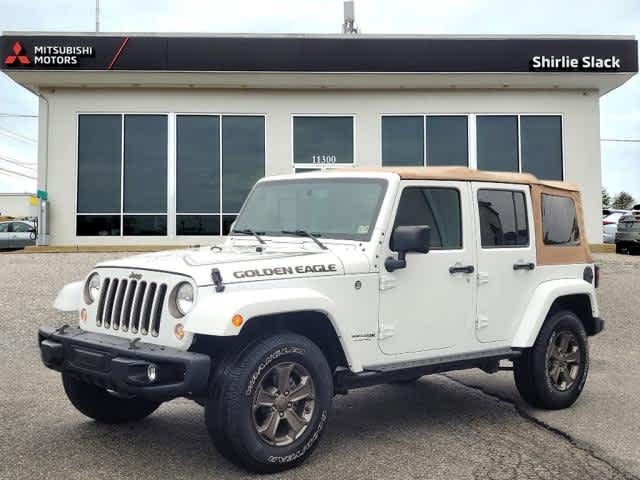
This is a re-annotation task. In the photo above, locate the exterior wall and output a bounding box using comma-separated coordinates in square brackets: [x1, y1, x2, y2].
[0, 194, 34, 218]
[40, 86, 602, 245]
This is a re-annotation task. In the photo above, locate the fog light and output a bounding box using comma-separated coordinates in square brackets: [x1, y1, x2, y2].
[147, 364, 157, 382]
[174, 323, 185, 340]
[80, 308, 87, 322]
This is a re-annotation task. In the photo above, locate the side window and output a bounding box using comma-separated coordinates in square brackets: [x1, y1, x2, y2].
[541, 194, 580, 246]
[478, 189, 529, 248]
[393, 187, 462, 250]
[12, 222, 32, 233]
[0, 223, 8, 233]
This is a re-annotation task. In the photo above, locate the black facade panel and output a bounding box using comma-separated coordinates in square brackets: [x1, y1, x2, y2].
[1, 35, 637, 73]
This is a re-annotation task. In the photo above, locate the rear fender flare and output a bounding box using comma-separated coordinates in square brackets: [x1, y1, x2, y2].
[511, 279, 598, 348]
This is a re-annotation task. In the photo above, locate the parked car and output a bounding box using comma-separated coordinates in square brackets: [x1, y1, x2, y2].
[602, 210, 631, 243]
[615, 213, 640, 254]
[39, 167, 603, 473]
[0, 220, 36, 250]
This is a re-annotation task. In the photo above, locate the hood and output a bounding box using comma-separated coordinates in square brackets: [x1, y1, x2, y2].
[95, 241, 371, 286]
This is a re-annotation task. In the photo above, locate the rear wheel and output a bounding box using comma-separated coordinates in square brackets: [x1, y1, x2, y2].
[514, 310, 589, 409]
[616, 243, 625, 254]
[62, 373, 161, 423]
[205, 332, 332, 473]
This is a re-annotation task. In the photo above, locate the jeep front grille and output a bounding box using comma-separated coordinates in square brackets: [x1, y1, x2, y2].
[96, 278, 168, 337]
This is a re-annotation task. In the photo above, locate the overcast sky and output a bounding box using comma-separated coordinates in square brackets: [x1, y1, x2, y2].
[0, 0, 638, 202]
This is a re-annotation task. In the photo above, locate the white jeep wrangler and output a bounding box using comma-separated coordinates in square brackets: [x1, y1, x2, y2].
[39, 167, 603, 473]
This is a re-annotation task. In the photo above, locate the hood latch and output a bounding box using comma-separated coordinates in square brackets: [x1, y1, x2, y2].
[211, 268, 225, 293]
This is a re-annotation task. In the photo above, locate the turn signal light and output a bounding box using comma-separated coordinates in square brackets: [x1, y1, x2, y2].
[174, 323, 185, 340]
[232, 314, 244, 327]
[80, 308, 87, 322]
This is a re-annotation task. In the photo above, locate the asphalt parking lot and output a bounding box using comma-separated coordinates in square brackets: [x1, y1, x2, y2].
[1, 251, 638, 480]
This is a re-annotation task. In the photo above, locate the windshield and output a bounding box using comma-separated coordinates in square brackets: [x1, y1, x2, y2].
[233, 178, 388, 241]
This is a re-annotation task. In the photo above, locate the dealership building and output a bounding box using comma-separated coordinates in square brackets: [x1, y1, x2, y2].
[0, 32, 637, 246]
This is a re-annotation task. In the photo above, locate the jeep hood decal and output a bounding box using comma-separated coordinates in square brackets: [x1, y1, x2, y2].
[95, 244, 367, 286]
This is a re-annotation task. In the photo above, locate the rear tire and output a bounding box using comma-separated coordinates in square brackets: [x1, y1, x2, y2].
[205, 332, 333, 473]
[62, 373, 161, 423]
[514, 310, 589, 410]
[615, 243, 624, 254]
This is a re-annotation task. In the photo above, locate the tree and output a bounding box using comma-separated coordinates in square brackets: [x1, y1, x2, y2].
[602, 188, 611, 207]
[611, 191, 635, 210]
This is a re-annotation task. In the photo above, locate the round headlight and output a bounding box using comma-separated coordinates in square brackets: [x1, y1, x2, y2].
[85, 273, 101, 304]
[174, 282, 194, 316]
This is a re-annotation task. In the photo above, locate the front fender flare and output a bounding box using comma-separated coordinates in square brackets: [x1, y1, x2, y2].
[511, 279, 598, 348]
[53, 281, 84, 311]
[185, 287, 341, 337]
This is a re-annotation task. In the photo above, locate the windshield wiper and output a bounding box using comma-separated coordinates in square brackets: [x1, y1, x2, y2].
[232, 228, 266, 245]
[281, 229, 328, 250]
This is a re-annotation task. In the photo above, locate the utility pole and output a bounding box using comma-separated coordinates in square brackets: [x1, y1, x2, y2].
[342, 1, 360, 34]
[96, 0, 100, 32]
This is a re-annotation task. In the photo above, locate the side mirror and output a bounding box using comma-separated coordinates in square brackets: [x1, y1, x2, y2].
[385, 225, 430, 272]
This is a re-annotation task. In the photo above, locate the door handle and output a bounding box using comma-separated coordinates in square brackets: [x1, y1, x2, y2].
[449, 264, 475, 274]
[513, 262, 535, 271]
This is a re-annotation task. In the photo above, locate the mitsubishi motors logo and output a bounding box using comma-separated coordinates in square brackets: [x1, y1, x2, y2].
[4, 41, 30, 65]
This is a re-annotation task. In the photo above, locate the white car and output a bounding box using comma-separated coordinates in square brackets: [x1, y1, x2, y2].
[39, 167, 603, 473]
[602, 210, 630, 243]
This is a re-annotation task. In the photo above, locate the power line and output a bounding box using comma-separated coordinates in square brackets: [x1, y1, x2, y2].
[0, 127, 37, 144]
[0, 113, 38, 118]
[0, 153, 36, 169]
[0, 166, 36, 180]
[601, 138, 640, 143]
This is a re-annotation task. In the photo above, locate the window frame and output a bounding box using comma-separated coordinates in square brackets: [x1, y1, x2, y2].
[75, 111, 267, 238]
[477, 187, 531, 250]
[291, 114, 356, 172]
[174, 113, 266, 237]
[474, 113, 565, 180]
[379, 112, 564, 180]
[380, 113, 471, 168]
[75, 112, 170, 238]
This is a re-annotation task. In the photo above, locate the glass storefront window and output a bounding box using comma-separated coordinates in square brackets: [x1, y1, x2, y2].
[293, 116, 354, 167]
[476, 115, 519, 173]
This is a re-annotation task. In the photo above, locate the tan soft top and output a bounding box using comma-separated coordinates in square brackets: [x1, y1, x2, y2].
[343, 166, 580, 192]
[341, 166, 590, 265]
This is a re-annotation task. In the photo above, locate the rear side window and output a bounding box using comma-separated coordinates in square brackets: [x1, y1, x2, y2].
[478, 189, 529, 247]
[541, 194, 580, 246]
[0, 223, 7, 233]
[616, 216, 640, 232]
[393, 187, 462, 250]
[12, 222, 32, 233]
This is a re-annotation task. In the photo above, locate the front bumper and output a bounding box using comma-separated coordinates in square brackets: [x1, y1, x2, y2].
[38, 326, 211, 401]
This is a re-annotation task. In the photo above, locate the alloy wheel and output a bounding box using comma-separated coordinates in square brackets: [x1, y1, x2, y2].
[252, 361, 316, 446]
[546, 330, 581, 391]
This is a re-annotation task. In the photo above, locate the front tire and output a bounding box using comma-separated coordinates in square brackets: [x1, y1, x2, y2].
[514, 310, 589, 409]
[205, 332, 333, 473]
[62, 373, 161, 423]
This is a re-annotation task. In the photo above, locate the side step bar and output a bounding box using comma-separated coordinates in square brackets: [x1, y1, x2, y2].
[334, 348, 520, 393]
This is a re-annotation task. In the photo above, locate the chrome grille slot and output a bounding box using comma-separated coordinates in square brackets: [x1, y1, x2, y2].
[140, 283, 157, 335]
[111, 279, 128, 330]
[131, 281, 147, 334]
[150, 284, 167, 337]
[120, 280, 137, 332]
[94, 275, 168, 338]
[96, 278, 110, 327]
